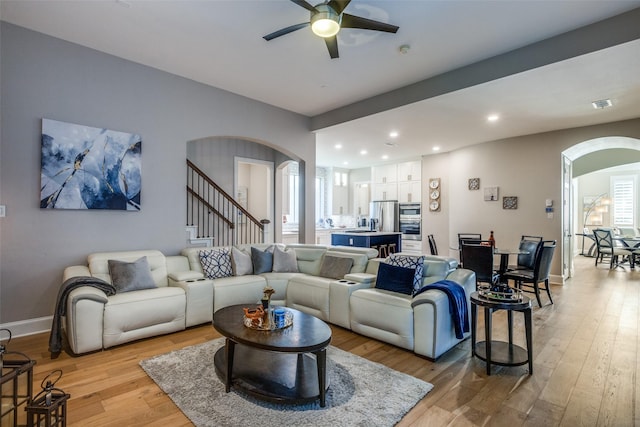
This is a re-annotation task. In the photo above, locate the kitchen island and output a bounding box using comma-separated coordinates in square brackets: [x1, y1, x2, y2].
[331, 231, 402, 254]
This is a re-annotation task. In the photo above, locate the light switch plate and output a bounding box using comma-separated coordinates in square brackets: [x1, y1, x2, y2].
[0, 205, 5, 217]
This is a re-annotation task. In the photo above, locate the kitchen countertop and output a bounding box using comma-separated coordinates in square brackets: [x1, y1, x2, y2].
[331, 231, 402, 236]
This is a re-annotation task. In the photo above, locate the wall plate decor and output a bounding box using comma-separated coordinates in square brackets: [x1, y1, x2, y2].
[428, 178, 441, 211]
[41, 119, 142, 210]
[468, 178, 480, 190]
[484, 186, 499, 201]
[503, 196, 518, 209]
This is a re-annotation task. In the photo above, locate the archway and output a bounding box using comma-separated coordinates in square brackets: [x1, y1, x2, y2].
[562, 136, 640, 277]
[186, 136, 304, 244]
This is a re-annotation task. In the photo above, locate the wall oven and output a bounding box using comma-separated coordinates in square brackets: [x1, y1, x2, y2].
[399, 203, 421, 241]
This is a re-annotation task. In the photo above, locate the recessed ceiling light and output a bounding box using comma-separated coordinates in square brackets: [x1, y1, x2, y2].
[432, 146, 440, 151]
[592, 99, 613, 109]
[382, 155, 389, 160]
[360, 150, 367, 155]
[487, 114, 500, 122]
[334, 144, 342, 149]
[343, 161, 349, 165]
[389, 131, 399, 138]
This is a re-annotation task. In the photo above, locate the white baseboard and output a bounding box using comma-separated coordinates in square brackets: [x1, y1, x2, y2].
[0, 316, 52, 338]
[550, 274, 564, 285]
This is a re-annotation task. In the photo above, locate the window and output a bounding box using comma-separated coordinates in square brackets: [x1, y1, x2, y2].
[611, 176, 635, 226]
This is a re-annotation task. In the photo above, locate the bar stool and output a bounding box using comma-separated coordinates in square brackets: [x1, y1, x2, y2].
[379, 244, 389, 258]
[388, 243, 397, 255]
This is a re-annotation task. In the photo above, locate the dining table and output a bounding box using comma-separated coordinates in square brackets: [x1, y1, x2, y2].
[494, 247, 530, 283]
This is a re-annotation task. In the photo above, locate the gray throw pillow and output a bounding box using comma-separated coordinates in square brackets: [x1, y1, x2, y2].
[108, 256, 157, 293]
[231, 247, 253, 276]
[251, 246, 273, 274]
[272, 246, 298, 273]
[318, 255, 354, 280]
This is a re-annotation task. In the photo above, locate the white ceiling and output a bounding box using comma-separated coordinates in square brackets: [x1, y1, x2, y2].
[2, 0, 640, 169]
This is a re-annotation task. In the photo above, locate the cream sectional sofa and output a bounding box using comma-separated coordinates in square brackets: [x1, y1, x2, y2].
[61, 244, 475, 360]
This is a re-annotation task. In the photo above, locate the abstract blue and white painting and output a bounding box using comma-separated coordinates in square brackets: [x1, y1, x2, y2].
[40, 119, 142, 210]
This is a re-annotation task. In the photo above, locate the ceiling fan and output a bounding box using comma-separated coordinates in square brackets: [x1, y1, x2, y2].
[263, 0, 399, 59]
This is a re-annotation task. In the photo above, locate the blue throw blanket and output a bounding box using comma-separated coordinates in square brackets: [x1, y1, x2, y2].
[414, 280, 469, 339]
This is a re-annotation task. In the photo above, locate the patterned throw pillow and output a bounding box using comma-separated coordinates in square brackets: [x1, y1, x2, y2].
[199, 248, 233, 279]
[385, 254, 426, 292]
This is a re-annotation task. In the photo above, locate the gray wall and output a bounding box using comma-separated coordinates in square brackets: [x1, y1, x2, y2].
[0, 23, 314, 324]
[187, 137, 293, 196]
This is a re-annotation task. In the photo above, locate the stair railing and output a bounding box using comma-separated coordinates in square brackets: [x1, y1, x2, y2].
[187, 160, 265, 246]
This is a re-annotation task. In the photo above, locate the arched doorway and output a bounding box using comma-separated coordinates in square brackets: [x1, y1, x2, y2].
[562, 136, 640, 278]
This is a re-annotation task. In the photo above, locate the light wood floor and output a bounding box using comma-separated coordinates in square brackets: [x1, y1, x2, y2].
[7, 255, 640, 426]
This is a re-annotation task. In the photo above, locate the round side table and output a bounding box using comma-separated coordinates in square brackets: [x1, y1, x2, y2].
[470, 291, 533, 375]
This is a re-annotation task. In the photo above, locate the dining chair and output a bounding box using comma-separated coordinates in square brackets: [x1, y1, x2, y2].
[460, 242, 500, 289]
[502, 240, 556, 307]
[457, 233, 482, 266]
[507, 235, 543, 272]
[427, 234, 438, 255]
[593, 228, 633, 269]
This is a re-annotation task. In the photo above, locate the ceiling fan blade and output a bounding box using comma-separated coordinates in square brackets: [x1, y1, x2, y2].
[324, 36, 339, 59]
[327, 0, 351, 15]
[263, 22, 310, 41]
[290, 0, 319, 13]
[341, 13, 399, 33]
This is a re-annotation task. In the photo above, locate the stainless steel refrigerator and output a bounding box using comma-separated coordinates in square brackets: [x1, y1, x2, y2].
[369, 200, 399, 232]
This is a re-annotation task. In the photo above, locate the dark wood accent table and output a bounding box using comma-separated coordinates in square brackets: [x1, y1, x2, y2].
[212, 304, 332, 407]
[470, 291, 533, 375]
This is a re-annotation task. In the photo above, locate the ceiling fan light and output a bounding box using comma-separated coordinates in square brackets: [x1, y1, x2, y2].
[311, 5, 340, 38]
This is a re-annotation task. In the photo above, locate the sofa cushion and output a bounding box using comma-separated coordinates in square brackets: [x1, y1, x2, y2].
[386, 254, 426, 292]
[108, 256, 157, 293]
[319, 255, 354, 280]
[199, 248, 233, 279]
[272, 246, 298, 273]
[251, 246, 274, 274]
[231, 247, 253, 276]
[375, 262, 415, 295]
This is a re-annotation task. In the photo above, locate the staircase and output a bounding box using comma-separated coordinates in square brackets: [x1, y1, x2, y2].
[186, 160, 267, 246]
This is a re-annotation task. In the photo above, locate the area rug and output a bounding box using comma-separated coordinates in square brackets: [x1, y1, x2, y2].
[140, 338, 432, 426]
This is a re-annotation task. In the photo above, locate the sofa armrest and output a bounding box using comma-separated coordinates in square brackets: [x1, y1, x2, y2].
[410, 270, 475, 360]
[169, 277, 214, 327]
[343, 273, 376, 284]
[65, 286, 108, 354]
[63, 265, 91, 282]
[445, 268, 476, 296]
[329, 279, 373, 329]
[169, 271, 205, 282]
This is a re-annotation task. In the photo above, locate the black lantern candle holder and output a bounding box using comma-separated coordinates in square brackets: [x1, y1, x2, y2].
[1, 328, 36, 427]
[26, 370, 70, 427]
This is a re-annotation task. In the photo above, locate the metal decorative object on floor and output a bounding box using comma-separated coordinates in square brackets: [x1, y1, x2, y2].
[26, 370, 70, 427]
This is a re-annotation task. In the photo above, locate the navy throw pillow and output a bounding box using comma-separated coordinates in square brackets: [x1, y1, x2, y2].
[374, 262, 415, 295]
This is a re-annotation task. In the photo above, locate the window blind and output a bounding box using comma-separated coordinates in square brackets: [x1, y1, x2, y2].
[612, 177, 634, 226]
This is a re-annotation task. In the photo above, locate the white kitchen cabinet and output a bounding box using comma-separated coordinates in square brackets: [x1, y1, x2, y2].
[353, 182, 371, 217]
[316, 229, 332, 245]
[373, 164, 397, 184]
[401, 239, 424, 255]
[331, 167, 350, 215]
[332, 185, 349, 215]
[398, 181, 422, 203]
[397, 160, 422, 182]
[372, 183, 397, 201]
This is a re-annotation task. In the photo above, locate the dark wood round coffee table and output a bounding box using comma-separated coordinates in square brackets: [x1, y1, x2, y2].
[212, 304, 332, 407]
